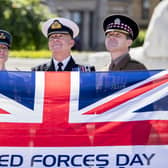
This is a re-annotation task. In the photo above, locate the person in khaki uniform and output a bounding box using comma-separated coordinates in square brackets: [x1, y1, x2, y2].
[103, 14, 147, 71]
[0, 30, 12, 71]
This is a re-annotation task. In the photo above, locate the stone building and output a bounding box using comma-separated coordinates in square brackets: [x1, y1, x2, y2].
[42, 0, 161, 51]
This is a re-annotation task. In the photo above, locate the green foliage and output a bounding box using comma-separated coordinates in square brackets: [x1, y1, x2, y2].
[131, 30, 146, 48]
[0, 0, 55, 50]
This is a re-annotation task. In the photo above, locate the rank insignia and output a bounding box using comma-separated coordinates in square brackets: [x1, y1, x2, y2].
[51, 21, 62, 29]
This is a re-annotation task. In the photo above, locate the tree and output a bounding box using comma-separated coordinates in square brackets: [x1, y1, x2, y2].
[0, 0, 54, 50]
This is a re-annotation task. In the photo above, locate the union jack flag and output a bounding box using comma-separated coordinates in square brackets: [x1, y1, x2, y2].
[0, 70, 168, 147]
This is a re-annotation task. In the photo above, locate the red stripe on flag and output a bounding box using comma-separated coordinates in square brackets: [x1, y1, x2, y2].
[35, 72, 91, 146]
[0, 109, 10, 114]
[83, 74, 168, 115]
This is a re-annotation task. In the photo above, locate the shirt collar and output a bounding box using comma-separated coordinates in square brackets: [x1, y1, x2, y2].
[53, 56, 71, 70]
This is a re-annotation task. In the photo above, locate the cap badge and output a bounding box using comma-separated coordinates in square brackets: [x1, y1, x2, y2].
[51, 21, 62, 29]
[114, 18, 121, 24]
[0, 33, 6, 39]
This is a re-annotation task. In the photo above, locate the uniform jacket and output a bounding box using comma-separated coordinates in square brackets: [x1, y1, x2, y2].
[31, 57, 95, 72]
[109, 53, 147, 71]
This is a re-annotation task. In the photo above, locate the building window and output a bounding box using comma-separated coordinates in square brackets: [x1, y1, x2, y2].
[69, 10, 94, 51]
[70, 11, 83, 50]
[142, 0, 150, 19]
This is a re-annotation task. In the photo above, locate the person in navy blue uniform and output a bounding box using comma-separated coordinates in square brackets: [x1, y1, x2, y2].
[32, 17, 95, 72]
[0, 29, 12, 71]
[103, 14, 147, 71]
[0, 30, 27, 104]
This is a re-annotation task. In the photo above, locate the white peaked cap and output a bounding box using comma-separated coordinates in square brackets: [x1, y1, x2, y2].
[41, 17, 79, 38]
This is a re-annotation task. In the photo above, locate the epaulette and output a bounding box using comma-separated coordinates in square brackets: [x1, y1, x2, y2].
[130, 59, 141, 64]
[31, 62, 50, 71]
[78, 65, 95, 72]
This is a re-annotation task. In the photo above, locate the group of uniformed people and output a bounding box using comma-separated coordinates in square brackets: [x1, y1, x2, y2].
[0, 14, 147, 71]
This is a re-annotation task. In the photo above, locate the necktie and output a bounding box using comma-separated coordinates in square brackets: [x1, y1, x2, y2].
[57, 62, 63, 71]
